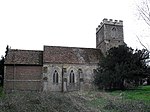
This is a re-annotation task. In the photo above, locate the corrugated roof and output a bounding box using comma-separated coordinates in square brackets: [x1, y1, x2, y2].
[4, 49, 43, 65]
[43, 46, 102, 64]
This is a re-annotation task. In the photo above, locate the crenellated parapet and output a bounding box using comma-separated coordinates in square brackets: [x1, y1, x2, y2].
[96, 18, 123, 33]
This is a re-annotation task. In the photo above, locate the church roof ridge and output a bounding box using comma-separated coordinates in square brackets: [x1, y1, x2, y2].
[10, 49, 43, 52]
[44, 45, 99, 50]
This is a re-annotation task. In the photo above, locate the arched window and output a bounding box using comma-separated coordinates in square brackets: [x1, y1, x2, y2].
[111, 27, 117, 38]
[53, 70, 58, 83]
[70, 70, 75, 83]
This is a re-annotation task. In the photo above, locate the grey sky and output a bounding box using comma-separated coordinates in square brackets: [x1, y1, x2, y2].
[0, 0, 149, 56]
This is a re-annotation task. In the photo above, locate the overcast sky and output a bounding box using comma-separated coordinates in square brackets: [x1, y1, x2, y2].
[0, 0, 150, 56]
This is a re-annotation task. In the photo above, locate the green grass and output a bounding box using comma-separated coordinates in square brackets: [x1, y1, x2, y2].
[85, 86, 150, 112]
[110, 86, 150, 101]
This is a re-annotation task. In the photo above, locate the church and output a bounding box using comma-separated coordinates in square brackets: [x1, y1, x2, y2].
[4, 18, 124, 92]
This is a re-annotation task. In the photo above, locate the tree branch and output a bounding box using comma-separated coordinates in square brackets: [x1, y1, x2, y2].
[136, 35, 149, 52]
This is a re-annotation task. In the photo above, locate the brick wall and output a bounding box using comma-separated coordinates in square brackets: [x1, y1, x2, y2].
[4, 65, 42, 92]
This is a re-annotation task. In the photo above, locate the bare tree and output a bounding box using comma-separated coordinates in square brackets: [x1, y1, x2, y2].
[137, 35, 149, 51]
[136, 0, 150, 64]
[136, 0, 150, 52]
[137, 0, 150, 27]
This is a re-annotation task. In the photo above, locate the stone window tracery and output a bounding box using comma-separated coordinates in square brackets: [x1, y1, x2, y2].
[70, 70, 75, 83]
[53, 70, 58, 83]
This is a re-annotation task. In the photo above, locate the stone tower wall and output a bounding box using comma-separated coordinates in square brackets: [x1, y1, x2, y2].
[96, 18, 124, 54]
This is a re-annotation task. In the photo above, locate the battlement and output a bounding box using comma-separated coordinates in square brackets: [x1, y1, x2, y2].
[96, 18, 123, 33]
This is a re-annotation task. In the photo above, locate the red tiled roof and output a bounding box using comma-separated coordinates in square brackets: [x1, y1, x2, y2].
[4, 46, 102, 65]
[4, 49, 43, 65]
[43, 46, 102, 64]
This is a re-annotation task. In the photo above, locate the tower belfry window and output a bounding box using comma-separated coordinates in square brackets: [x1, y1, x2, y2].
[53, 70, 58, 83]
[111, 27, 117, 38]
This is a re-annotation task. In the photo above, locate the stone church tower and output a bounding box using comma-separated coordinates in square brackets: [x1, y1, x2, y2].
[96, 18, 124, 54]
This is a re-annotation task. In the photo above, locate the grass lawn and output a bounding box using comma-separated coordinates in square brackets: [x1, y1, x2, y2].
[87, 86, 150, 112]
[110, 86, 150, 101]
[123, 86, 150, 101]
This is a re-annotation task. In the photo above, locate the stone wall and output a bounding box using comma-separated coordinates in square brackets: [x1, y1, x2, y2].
[96, 18, 124, 54]
[42, 64, 97, 92]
